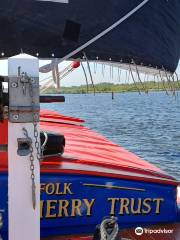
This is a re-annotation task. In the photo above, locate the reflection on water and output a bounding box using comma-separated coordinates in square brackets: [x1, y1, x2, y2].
[43, 92, 180, 180]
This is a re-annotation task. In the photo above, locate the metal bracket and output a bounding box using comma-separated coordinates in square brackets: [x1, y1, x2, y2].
[9, 75, 39, 123]
[0, 212, 3, 229]
[17, 138, 32, 156]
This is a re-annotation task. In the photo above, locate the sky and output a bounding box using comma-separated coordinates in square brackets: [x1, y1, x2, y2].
[0, 59, 180, 87]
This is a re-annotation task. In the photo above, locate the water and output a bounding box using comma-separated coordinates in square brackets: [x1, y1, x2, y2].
[42, 92, 180, 180]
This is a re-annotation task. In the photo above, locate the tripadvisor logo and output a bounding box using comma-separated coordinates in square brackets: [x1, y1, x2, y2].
[135, 226, 174, 236]
[135, 227, 144, 236]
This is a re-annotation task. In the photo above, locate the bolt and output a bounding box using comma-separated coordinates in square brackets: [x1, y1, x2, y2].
[31, 79, 36, 84]
[11, 82, 18, 88]
[13, 114, 19, 121]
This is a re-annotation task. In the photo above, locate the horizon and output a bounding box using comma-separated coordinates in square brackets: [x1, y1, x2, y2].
[0, 59, 179, 87]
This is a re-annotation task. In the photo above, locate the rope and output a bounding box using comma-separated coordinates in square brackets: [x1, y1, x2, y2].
[132, 60, 148, 94]
[81, 62, 89, 93]
[129, 64, 141, 95]
[83, 52, 96, 95]
[100, 218, 119, 240]
[39, 0, 150, 73]
[159, 70, 169, 96]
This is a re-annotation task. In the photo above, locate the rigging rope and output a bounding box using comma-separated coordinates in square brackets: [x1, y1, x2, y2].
[81, 62, 89, 93]
[39, 0, 150, 73]
[132, 60, 148, 93]
[129, 64, 141, 95]
[83, 52, 96, 95]
[100, 217, 119, 240]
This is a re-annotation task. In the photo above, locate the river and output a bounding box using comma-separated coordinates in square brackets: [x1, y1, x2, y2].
[42, 92, 180, 181]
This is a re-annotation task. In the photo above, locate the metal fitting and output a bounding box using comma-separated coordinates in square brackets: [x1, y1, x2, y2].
[0, 212, 3, 229]
[11, 82, 18, 88]
[13, 114, 19, 120]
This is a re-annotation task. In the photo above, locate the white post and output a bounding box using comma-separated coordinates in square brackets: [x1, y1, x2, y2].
[8, 54, 40, 240]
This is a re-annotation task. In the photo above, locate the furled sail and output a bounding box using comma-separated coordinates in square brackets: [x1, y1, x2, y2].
[0, 0, 180, 73]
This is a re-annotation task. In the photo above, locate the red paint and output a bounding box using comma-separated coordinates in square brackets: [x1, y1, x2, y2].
[40, 110, 178, 186]
[0, 120, 8, 168]
[0, 110, 178, 187]
[41, 168, 179, 186]
[40, 110, 85, 124]
[71, 61, 80, 69]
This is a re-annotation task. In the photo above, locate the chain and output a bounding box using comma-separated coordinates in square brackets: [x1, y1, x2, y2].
[33, 122, 41, 161]
[21, 74, 41, 210]
[29, 77, 41, 210]
[29, 77, 41, 162]
[22, 127, 36, 210]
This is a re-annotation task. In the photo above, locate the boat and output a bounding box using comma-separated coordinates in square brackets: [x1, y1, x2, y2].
[38, 110, 180, 238]
[0, 109, 180, 239]
[0, 1, 180, 240]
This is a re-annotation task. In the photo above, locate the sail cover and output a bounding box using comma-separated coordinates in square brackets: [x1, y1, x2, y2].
[0, 0, 180, 72]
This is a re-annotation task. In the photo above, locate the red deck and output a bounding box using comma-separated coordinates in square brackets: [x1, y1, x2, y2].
[40, 110, 179, 186]
[0, 109, 179, 187]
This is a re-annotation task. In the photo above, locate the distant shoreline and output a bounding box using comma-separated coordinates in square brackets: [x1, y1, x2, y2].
[43, 81, 180, 94]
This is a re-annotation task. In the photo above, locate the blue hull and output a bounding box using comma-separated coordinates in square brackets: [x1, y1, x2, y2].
[0, 173, 179, 239]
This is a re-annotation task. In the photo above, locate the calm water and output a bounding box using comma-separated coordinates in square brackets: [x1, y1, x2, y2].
[42, 92, 180, 180]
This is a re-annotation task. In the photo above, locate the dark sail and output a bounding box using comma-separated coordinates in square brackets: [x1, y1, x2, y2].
[0, 0, 180, 72]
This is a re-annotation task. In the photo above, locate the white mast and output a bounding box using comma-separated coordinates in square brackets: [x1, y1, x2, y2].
[8, 54, 40, 240]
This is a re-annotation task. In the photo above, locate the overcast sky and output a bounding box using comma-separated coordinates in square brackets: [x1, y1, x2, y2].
[0, 59, 180, 87]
